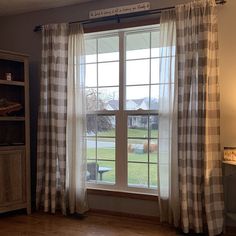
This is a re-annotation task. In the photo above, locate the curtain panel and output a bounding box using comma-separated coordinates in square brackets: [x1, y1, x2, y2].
[158, 9, 179, 227]
[36, 23, 87, 215]
[66, 24, 88, 214]
[36, 23, 69, 214]
[176, 0, 224, 235]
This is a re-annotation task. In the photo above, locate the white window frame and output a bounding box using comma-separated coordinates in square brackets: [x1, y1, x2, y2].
[85, 25, 160, 195]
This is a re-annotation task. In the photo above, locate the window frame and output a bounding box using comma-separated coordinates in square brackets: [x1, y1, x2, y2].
[85, 25, 160, 195]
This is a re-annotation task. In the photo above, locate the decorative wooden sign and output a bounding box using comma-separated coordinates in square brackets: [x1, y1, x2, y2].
[89, 2, 151, 19]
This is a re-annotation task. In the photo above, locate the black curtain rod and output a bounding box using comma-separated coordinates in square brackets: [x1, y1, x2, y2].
[34, 0, 226, 32]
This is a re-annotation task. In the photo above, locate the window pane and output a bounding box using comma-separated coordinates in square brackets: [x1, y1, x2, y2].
[98, 87, 119, 110]
[128, 163, 148, 188]
[126, 86, 149, 110]
[86, 88, 97, 111]
[86, 114, 96, 136]
[85, 38, 97, 63]
[98, 52, 119, 63]
[150, 115, 158, 138]
[128, 115, 148, 138]
[151, 31, 160, 58]
[97, 161, 115, 184]
[150, 85, 159, 110]
[97, 138, 115, 161]
[128, 139, 148, 163]
[85, 63, 97, 87]
[151, 58, 159, 84]
[149, 139, 158, 163]
[97, 115, 115, 137]
[149, 164, 158, 189]
[126, 32, 150, 60]
[98, 36, 119, 62]
[87, 160, 98, 182]
[98, 62, 119, 86]
[86, 138, 96, 159]
[126, 59, 150, 85]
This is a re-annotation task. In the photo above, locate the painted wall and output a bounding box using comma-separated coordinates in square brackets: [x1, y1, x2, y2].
[0, 0, 235, 224]
[218, 0, 236, 226]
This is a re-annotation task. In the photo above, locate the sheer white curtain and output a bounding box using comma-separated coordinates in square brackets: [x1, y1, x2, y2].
[158, 9, 179, 226]
[66, 23, 88, 214]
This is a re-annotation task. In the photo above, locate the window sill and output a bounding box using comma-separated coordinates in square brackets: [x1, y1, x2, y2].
[87, 188, 158, 201]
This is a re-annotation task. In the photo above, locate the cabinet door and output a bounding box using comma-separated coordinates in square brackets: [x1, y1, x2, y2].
[0, 150, 26, 205]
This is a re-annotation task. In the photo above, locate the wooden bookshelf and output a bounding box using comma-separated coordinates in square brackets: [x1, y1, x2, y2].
[0, 50, 30, 215]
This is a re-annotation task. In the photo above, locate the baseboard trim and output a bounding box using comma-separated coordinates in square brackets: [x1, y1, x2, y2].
[87, 208, 160, 224]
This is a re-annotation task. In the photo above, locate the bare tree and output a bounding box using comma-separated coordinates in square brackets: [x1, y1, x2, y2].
[86, 88, 112, 133]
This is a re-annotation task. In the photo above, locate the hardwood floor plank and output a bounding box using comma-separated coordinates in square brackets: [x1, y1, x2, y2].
[0, 212, 234, 235]
[0, 212, 175, 236]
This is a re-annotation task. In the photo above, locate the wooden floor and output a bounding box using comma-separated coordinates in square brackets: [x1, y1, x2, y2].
[0, 211, 234, 236]
[0, 211, 177, 236]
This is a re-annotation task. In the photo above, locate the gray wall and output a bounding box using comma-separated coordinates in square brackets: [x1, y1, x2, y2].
[0, 0, 235, 224]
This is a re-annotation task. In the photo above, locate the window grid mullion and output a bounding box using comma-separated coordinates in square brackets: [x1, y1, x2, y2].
[96, 38, 99, 111]
[116, 30, 126, 190]
[95, 116, 98, 184]
[95, 38, 98, 183]
[148, 32, 152, 188]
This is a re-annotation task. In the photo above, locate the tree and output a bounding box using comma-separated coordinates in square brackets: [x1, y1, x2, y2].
[86, 88, 112, 133]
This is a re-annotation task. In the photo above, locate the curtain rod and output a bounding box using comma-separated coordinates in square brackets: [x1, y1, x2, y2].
[33, 0, 226, 32]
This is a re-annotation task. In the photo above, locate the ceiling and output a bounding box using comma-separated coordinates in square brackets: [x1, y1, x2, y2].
[0, 0, 94, 16]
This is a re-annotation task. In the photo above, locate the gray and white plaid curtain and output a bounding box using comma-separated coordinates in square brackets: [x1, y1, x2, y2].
[176, 0, 224, 235]
[36, 24, 69, 214]
[36, 23, 87, 214]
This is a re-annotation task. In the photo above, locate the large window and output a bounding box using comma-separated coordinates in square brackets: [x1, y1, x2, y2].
[85, 25, 161, 194]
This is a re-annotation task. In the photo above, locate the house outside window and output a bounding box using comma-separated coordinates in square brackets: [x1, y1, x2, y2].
[85, 25, 162, 194]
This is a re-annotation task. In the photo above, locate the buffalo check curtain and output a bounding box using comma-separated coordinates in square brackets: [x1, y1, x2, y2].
[36, 24, 69, 214]
[176, 0, 224, 235]
[36, 23, 87, 214]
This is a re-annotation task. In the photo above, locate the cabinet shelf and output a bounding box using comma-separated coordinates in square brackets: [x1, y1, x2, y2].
[0, 116, 25, 121]
[222, 160, 236, 166]
[0, 79, 24, 86]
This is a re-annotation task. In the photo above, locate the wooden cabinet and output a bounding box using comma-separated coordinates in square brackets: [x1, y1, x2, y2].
[0, 50, 30, 214]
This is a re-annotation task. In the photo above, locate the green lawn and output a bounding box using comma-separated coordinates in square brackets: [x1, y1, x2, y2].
[96, 128, 158, 138]
[87, 128, 160, 188]
[87, 147, 158, 188]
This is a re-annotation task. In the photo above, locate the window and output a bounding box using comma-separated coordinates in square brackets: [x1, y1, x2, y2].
[85, 25, 161, 194]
